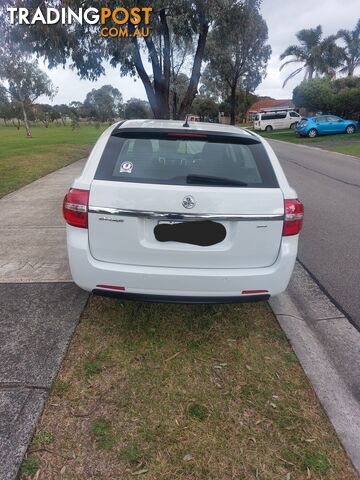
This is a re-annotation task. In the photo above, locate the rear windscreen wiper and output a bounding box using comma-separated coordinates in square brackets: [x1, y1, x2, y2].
[186, 175, 248, 187]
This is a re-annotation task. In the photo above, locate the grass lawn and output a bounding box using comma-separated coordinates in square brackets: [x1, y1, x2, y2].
[0, 124, 107, 198]
[21, 297, 357, 479]
[257, 129, 360, 157]
[326, 144, 360, 156]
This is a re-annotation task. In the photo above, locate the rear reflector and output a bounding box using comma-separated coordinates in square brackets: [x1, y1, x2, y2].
[96, 285, 126, 291]
[242, 290, 269, 294]
[283, 199, 304, 236]
[63, 188, 89, 229]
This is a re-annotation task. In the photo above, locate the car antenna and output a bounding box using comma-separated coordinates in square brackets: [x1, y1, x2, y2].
[183, 114, 190, 128]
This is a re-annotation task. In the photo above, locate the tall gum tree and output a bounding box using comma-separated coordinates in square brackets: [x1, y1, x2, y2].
[3, 0, 232, 120]
[204, 0, 271, 125]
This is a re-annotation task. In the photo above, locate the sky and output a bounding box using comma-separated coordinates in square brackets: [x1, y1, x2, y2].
[39, 0, 359, 105]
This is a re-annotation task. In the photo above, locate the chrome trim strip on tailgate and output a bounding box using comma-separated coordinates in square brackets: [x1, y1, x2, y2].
[89, 206, 284, 222]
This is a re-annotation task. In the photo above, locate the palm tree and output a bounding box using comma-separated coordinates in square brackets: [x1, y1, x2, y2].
[280, 26, 342, 87]
[337, 19, 360, 77]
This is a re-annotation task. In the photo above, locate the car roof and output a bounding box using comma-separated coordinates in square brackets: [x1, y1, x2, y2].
[116, 119, 254, 138]
[310, 114, 338, 119]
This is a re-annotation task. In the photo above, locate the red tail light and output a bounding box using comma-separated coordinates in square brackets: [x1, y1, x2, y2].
[63, 188, 89, 229]
[283, 199, 304, 236]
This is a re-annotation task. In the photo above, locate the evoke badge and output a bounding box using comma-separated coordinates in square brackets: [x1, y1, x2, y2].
[182, 195, 196, 209]
[99, 217, 124, 223]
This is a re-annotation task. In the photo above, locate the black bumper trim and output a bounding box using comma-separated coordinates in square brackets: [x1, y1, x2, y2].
[92, 290, 270, 304]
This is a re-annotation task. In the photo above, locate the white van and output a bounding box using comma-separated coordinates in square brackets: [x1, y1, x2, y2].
[254, 111, 301, 132]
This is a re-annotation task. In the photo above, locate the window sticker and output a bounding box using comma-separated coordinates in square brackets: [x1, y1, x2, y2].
[120, 161, 134, 173]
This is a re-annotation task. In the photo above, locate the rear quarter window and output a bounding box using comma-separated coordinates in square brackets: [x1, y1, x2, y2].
[261, 113, 287, 120]
[95, 130, 279, 188]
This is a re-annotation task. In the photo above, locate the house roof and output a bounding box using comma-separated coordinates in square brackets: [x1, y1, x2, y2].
[247, 99, 294, 113]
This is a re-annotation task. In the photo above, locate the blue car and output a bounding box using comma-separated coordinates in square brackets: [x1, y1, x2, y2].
[295, 115, 359, 138]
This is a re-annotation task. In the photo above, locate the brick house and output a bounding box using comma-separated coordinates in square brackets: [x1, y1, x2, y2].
[246, 99, 296, 123]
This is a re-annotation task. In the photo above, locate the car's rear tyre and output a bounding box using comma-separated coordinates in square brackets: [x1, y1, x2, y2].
[265, 125, 273, 132]
[308, 128, 318, 138]
[290, 122, 298, 130]
[346, 125, 355, 134]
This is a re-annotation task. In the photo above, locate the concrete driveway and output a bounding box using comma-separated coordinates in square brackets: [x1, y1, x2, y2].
[0, 160, 89, 479]
[0, 161, 85, 283]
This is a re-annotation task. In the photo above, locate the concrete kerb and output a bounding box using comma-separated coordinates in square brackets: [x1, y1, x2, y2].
[269, 262, 360, 473]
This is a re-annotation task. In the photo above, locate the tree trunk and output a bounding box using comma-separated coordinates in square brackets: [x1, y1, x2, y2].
[307, 66, 314, 80]
[21, 102, 32, 137]
[160, 8, 171, 119]
[172, 91, 178, 120]
[230, 84, 237, 126]
[178, 22, 209, 119]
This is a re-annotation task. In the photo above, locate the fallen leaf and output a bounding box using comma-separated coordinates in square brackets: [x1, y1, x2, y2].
[165, 351, 182, 362]
[132, 469, 149, 476]
[60, 465, 66, 475]
[183, 454, 194, 462]
[214, 362, 228, 370]
[245, 365, 252, 371]
[276, 456, 295, 466]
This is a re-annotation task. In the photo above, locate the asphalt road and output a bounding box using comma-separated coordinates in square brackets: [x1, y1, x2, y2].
[269, 139, 360, 329]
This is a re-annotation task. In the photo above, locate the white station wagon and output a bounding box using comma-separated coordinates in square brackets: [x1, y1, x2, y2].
[63, 120, 303, 303]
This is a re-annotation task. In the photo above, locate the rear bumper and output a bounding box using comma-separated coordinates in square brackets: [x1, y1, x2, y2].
[93, 290, 270, 304]
[67, 226, 298, 301]
[295, 127, 309, 135]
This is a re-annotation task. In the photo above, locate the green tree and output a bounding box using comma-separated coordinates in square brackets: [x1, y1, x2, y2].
[170, 73, 190, 120]
[293, 77, 360, 119]
[84, 85, 123, 122]
[205, 1, 271, 124]
[191, 95, 219, 121]
[200, 64, 226, 101]
[293, 79, 335, 113]
[32, 103, 58, 127]
[4, 0, 229, 120]
[280, 26, 343, 87]
[0, 52, 56, 137]
[220, 90, 258, 123]
[52, 104, 73, 125]
[333, 87, 360, 118]
[0, 85, 12, 125]
[124, 98, 152, 119]
[337, 19, 360, 77]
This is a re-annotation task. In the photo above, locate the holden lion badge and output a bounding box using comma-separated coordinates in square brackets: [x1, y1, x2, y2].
[182, 195, 196, 209]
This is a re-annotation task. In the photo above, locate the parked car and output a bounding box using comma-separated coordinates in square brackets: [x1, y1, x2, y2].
[63, 120, 303, 303]
[296, 115, 359, 138]
[254, 110, 301, 132]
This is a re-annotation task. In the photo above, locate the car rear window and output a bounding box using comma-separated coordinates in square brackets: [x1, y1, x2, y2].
[94, 130, 279, 188]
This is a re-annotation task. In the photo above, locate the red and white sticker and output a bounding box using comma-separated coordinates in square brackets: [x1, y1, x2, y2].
[120, 161, 133, 173]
